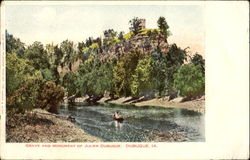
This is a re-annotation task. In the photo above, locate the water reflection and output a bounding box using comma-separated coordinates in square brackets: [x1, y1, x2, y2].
[59, 103, 205, 142]
[114, 121, 124, 129]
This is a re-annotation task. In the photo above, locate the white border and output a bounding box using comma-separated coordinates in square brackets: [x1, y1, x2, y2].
[0, 3, 6, 159]
[1, 1, 249, 159]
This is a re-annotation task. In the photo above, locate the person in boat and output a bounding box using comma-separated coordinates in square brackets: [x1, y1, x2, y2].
[113, 111, 124, 122]
[113, 111, 120, 119]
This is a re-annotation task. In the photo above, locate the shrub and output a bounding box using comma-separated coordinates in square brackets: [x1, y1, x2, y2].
[37, 81, 65, 113]
[89, 43, 99, 49]
[124, 32, 134, 40]
[140, 28, 160, 35]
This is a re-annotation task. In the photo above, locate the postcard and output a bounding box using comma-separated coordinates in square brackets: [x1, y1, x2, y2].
[0, 1, 249, 159]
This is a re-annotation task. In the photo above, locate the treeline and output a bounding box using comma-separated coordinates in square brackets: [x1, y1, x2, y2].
[6, 16, 205, 113]
[62, 17, 205, 100]
[6, 33, 64, 113]
[64, 44, 205, 99]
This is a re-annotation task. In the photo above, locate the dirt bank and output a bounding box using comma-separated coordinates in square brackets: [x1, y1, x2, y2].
[107, 97, 205, 113]
[6, 109, 102, 143]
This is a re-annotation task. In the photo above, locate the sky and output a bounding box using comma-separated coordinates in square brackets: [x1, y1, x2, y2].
[5, 4, 204, 55]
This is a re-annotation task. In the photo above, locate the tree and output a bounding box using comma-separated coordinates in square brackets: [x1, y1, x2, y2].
[45, 44, 62, 84]
[60, 40, 77, 71]
[49, 64, 61, 85]
[150, 44, 187, 97]
[103, 29, 117, 39]
[174, 64, 205, 99]
[6, 31, 26, 57]
[37, 81, 65, 113]
[166, 44, 187, 66]
[75, 54, 114, 98]
[25, 41, 50, 70]
[93, 62, 114, 95]
[6, 53, 43, 113]
[151, 51, 168, 97]
[26, 42, 62, 84]
[164, 44, 187, 92]
[113, 59, 130, 97]
[95, 37, 102, 47]
[46, 43, 64, 67]
[6, 38, 65, 113]
[131, 55, 153, 97]
[62, 72, 79, 97]
[85, 37, 93, 47]
[157, 16, 171, 39]
[41, 68, 55, 82]
[118, 31, 124, 40]
[191, 53, 205, 75]
[76, 56, 97, 96]
[77, 41, 85, 58]
[113, 52, 141, 96]
[129, 17, 141, 35]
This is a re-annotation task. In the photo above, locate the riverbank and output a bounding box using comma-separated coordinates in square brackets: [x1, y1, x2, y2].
[102, 96, 205, 113]
[6, 109, 102, 142]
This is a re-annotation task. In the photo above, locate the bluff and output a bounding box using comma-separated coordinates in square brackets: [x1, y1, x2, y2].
[58, 19, 170, 75]
[98, 30, 169, 61]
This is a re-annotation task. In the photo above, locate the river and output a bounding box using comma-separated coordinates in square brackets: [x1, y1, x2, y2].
[58, 103, 205, 142]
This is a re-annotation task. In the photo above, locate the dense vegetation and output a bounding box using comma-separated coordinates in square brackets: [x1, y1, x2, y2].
[6, 17, 205, 113]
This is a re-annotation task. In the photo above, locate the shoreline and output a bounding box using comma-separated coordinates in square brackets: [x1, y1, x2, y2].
[6, 108, 102, 143]
[6, 97, 204, 143]
[99, 97, 205, 114]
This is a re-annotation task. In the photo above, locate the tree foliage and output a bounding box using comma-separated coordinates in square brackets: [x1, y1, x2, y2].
[6, 16, 205, 114]
[113, 52, 140, 97]
[25, 41, 50, 70]
[191, 53, 205, 75]
[6, 31, 25, 57]
[6, 32, 65, 113]
[62, 72, 79, 97]
[93, 62, 114, 95]
[131, 55, 153, 97]
[60, 40, 77, 70]
[157, 16, 171, 39]
[150, 44, 187, 96]
[129, 17, 141, 35]
[103, 29, 117, 39]
[174, 64, 205, 99]
[6, 53, 43, 113]
[85, 37, 93, 47]
[118, 31, 124, 40]
[76, 58, 114, 97]
[38, 81, 65, 113]
[150, 51, 168, 96]
[164, 44, 187, 92]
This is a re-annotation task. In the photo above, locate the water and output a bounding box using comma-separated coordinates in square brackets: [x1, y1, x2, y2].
[58, 103, 205, 142]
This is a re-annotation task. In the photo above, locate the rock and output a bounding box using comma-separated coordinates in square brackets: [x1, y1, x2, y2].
[148, 129, 187, 142]
[170, 97, 184, 103]
[198, 95, 205, 100]
[162, 96, 170, 101]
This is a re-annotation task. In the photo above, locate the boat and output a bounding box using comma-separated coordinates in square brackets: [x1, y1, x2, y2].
[113, 116, 124, 123]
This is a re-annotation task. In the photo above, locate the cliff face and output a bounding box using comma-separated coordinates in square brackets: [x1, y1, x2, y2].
[58, 30, 169, 76]
[98, 31, 169, 61]
[58, 58, 82, 76]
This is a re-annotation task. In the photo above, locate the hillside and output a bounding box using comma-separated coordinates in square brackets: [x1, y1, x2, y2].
[58, 20, 169, 75]
[6, 16, 205, 113]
